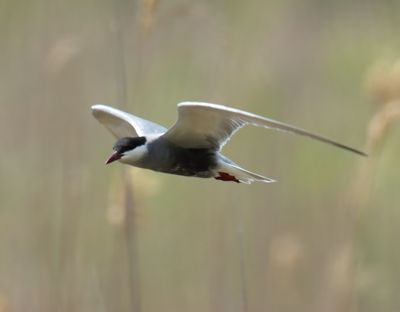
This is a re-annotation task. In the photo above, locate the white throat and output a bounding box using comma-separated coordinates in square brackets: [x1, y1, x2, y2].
[119, 144, 148, 165]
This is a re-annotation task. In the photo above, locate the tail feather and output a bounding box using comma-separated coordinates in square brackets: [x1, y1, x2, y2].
[216, 161, 275, 184]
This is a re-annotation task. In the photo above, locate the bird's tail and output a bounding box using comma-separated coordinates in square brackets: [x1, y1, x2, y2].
[215, 157, 275, 184]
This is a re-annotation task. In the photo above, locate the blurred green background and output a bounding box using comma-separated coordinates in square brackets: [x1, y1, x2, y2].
[1, 0, 400, 311]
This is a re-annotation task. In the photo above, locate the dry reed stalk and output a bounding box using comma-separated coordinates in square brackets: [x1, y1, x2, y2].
[266, 234, 305, 311]
[107, 168, 160, 311]
[351, 59, 400, 213]
[112, 1, 140, 310]
[109, 1, 162, 309]
[235, 202, 248, 312]
[122, 171, 141, 312]
[344, 59, 400, 312]
[313, 58, 400, 312]
[0, 294, 10, 312]
[137, 0, 159, 34]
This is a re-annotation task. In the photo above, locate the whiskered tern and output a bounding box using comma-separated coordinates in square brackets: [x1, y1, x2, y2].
[92, 102, 365, 184]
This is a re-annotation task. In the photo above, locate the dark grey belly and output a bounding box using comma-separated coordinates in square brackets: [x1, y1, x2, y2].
[138, 139, 218, 178]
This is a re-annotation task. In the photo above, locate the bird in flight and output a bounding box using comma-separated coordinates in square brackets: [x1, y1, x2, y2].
[92, 102, 366, 184]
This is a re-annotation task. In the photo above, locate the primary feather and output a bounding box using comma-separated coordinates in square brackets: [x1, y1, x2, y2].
[162, 102, 366, 156]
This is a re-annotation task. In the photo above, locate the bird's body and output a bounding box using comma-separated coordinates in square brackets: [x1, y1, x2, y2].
[113, 135, 262, 183]
[92, 102, 365, 184]
[124, 136, 218, 178]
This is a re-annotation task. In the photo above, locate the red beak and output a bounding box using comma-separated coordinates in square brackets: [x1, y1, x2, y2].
[105, 151, 122, 164]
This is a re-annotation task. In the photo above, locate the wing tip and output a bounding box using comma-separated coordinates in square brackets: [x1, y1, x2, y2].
[331, 141, 368, 157]
[91, 104, 118, 119]
[177, 101, 198, 108]
[356, 150, 368, 157]
[91, 104, 109, 111]
[177, 101, 225, 109]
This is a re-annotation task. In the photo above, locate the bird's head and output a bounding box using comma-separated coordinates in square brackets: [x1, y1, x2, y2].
[105, 136, 147, 164]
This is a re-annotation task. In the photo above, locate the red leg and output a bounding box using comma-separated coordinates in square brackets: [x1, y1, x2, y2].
[215, 172, 240, 183]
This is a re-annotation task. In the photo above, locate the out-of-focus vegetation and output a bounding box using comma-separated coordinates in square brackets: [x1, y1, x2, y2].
[1, 0, 399, 311]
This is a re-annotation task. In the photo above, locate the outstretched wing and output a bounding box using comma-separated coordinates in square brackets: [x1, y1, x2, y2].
[91, 104, 167, 138]
[162, 102, 366, 156]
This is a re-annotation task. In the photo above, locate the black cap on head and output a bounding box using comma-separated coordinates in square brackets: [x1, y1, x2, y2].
[106, 136, 147, 165]
[113, 136, 147, 154]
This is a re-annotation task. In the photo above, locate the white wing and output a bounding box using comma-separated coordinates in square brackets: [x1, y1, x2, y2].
[91, 104, 167, 138]
[162, 102, 366, 156]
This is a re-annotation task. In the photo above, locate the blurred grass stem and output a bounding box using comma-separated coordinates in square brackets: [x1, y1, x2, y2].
[113, 1, 141, 311]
